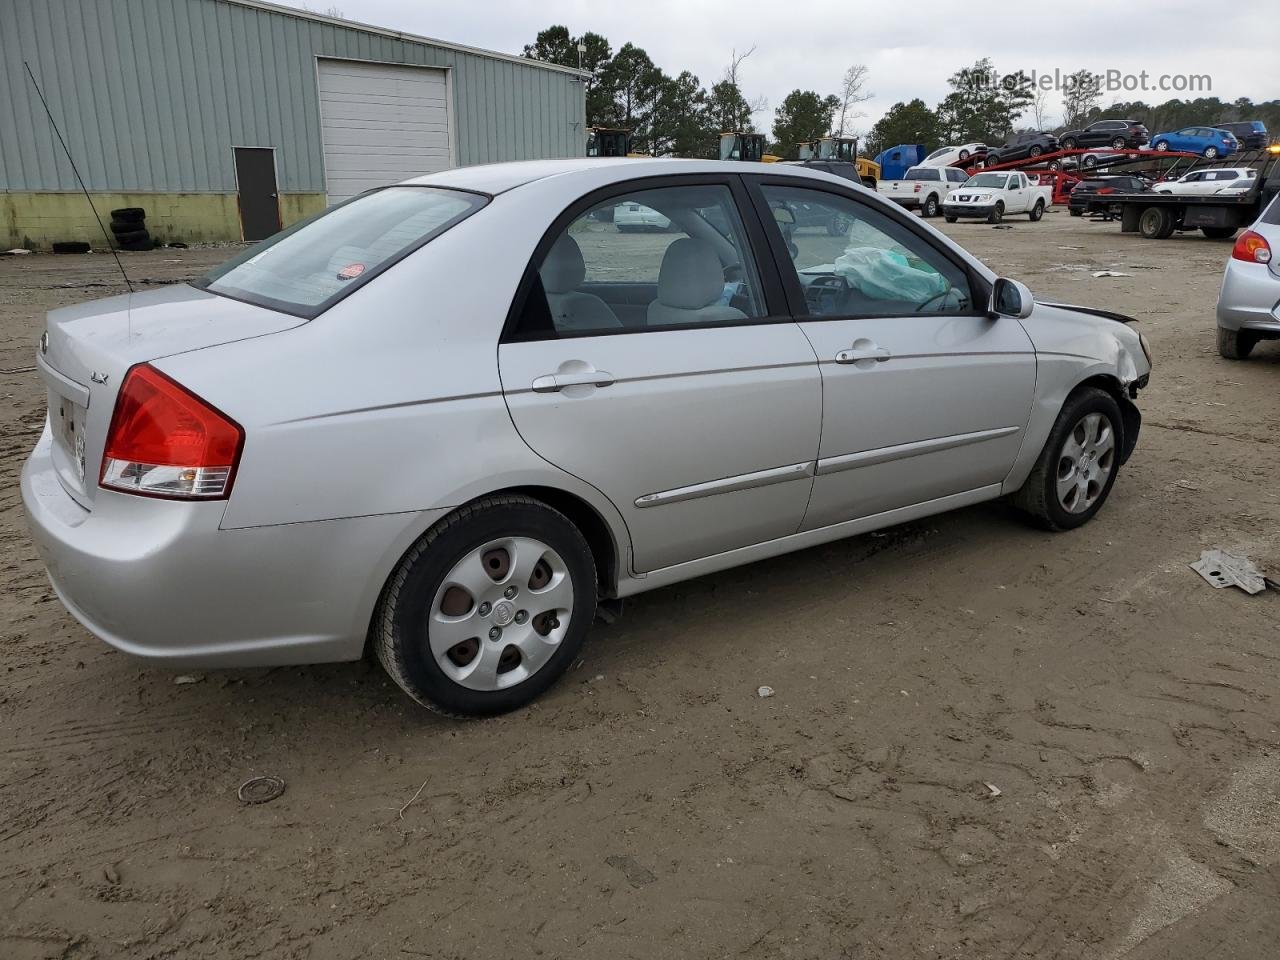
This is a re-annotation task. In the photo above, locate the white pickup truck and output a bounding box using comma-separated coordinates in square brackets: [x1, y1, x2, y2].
[877, 165, 969, 218]
[942, 171, 1053, 223]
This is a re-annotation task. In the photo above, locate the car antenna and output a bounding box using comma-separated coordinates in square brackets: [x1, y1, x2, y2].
[23, 60, 133, 294]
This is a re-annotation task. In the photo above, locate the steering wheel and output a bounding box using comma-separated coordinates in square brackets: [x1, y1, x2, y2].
[804, 274, 848, 316]
[914, 285, 959, 313]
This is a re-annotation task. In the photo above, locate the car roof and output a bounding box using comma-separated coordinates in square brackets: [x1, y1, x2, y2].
[402, 157, 843, 195]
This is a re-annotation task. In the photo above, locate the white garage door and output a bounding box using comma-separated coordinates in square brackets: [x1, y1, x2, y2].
[317, 59, 453, 205]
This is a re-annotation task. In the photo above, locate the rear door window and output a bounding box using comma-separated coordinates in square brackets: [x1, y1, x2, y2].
[197, 186, 486, 318]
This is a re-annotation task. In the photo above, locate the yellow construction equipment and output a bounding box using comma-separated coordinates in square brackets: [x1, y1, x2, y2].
[719, 132, 767, 162]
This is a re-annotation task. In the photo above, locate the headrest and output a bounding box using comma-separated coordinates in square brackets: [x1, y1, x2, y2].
[541, 234, 586, 294]
[657, 238, 724, 309]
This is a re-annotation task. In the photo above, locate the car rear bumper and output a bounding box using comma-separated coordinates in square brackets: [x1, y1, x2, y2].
[21, 425, 442, 668]
[1216, 259, 1280, 333]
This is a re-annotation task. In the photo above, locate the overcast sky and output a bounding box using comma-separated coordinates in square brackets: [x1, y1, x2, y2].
[322, 1, 1277, 133]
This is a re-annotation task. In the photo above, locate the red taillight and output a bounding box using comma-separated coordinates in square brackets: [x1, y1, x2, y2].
[100, 363, 243, 499]
[1096, 187, 1115, 194]
[1232, 230, 1273, 265]
[913, 183, 922, 193]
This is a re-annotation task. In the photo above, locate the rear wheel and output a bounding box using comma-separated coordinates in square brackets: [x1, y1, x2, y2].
[1069, 207, 1083, 217]
[1217, 327, 1257, 360]
[1029, 145, 1043, 158]
[922, 193, 940, 218]
[987, 201, 1004, 224]
[374, 495, 597, 716]
[1110, 137, 1126, 149]
[1201, 226, 1237, 239]
[1203, 146, 1219, 159]
[1013, 387, 1123, 531]
[959, 149, 970, 161]
[1029, 200, 1045, 221]
[1139, 206, 1175, 239]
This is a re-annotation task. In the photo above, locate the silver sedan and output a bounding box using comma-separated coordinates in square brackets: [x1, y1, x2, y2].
[22, 158, 1152, 715]
[1216, 193, 1280, 359]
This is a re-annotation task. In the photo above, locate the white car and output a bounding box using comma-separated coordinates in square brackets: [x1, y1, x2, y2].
[21, 157, 1152, 716]
[943, 171, 1054, 223]
[877, 166, 969, 217]
[613, 201, 671, 232]
[919, 144, 988, 168]
[1153, 167, 1257, 196]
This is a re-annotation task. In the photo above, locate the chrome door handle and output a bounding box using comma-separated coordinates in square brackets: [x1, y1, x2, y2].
[835, 346, 891, 364]
[531, 370, 616, 393]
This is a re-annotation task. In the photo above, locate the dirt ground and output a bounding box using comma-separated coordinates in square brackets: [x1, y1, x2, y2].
[3, 211, 1280, 960]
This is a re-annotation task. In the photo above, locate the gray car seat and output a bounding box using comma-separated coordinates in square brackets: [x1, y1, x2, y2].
[647, 237, 745, 326]
[540, 235, 621, 332]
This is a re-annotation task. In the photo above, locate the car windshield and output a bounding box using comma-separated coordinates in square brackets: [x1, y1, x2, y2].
[963, 173, 1008, 188]
[197, 186, 487, 318]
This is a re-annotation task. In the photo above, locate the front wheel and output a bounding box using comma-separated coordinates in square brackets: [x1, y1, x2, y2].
[1012, 387, 1123, 531]
[987, 201, 1004, 224]
[1029, 200, 1045, 222]
[1217, 327, 1257, 360]
[374, 495, 597, 716]
[944, 215, 958, 223]
[1069, 207, 1083, 217]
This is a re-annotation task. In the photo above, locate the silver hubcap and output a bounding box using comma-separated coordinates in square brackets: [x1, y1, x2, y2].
[1056, 412, 1116, 514]
[429, 537, 574, 691]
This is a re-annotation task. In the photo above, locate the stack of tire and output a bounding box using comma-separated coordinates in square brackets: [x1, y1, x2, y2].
[109, 207, 153, 251]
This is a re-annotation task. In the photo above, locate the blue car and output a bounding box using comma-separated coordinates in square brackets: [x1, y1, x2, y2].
[1149, 126, 1239, 158]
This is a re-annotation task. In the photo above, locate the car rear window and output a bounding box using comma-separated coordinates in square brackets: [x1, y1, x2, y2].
[904, 168, 940, 181]
[1262, 194, 1280, 226]
[196, 186, 487, 318]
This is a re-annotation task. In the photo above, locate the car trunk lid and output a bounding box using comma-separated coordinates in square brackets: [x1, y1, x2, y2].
[38, 284, 306, 508]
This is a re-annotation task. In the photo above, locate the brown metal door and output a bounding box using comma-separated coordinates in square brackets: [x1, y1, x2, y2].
[234, 147, 281, 241]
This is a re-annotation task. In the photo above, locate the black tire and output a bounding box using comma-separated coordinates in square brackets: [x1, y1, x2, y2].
[922, 194, 940, 218]
[1062, 137, 1078, 150]
[959, 149, 970, 161]
[987, 201, 1004, 225]
[1012, 387, 1124, 532]
[109, 207, 145, 223]
[1154, 141, 1170, 152]
[112, 228, 149, 246]
[1048, 159, 1062, 171]
[1110, 137, 1126, 149]
[118, 236, 154, 252]
[1201, 226, 1237, 240]
[1203, 146, 1219, 159]
[1069, 207, 1083, 217]
[1029, 200, 1045, 222]
[944, 215, 958, 223]
[109, 219, 142, 235]
[374, 494, 597, 717]
[51, 241, 91, 254]
[1139, 206, 1175, 239]
[1083, 155, 1098, 168]
[1217, 327, 1256, 360]
[1029, 145, 1043, 158]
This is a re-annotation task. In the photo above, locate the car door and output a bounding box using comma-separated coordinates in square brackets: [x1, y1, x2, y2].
[1006, 173, 1028, 211]
[748, 179, 1036, 529]
[499, 176, 822, 573]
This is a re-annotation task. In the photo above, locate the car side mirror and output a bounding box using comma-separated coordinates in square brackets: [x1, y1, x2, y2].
[989, 277, 1034, 319]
